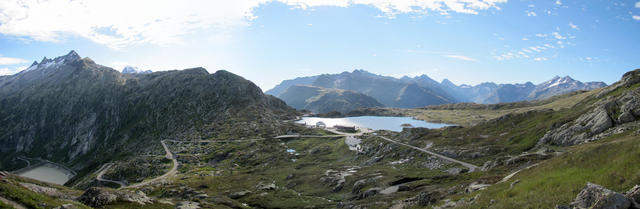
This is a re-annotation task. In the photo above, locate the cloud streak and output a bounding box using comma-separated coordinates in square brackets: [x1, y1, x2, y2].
[0, 56, 28, 65]
[0, 0, 507, 48]
[446, 55, 478, 62]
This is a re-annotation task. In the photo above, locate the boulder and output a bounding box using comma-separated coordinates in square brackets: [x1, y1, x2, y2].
[256, 182, 277, 191]
[569, 183, 630, 209]
[54, 204, 77, 209]
[625, 185, 640, 209]
[176, 201, 200, 209]
[618, 112, 636, 123]
[358, 187, 381, 199]
[228, 190, 252, 199]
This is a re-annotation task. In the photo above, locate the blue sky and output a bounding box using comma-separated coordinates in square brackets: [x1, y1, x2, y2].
[0, 0, 638, 90]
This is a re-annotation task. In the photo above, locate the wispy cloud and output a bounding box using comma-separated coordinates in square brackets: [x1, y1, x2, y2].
[0, 66, 27, 75]
[636, 2, 640, 8]
[633, 15, 640, 21]
[446, 55, 478, 62]
[0, 0, 508, 49]
[569, 22, 579, 30]
[0, 56, 28, 65]
[526, 11, 537, 17]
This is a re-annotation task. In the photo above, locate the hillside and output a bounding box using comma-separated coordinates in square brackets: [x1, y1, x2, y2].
[0, 51, 297, 176]
[278, 85, 384, 113]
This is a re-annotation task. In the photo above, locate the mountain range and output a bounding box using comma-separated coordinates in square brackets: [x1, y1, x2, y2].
[266, 70, 607, 111]
[0, 51, 296, 171]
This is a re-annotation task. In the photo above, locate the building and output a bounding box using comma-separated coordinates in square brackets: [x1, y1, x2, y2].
[316, 121, 326, 128]
[334, 125, 357, 133]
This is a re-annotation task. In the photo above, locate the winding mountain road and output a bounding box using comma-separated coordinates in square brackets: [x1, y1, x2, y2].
[126, 140, 178, 189]
[95, 163, 127, 188]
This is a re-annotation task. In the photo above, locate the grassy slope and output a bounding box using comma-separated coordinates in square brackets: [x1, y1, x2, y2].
[375, 90, 598, 127]
[461, 131, 640, 208]
[0, 175, 90, 209]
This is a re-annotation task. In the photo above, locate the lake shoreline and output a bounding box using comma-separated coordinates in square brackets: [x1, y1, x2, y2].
[12, 160, 76, 185]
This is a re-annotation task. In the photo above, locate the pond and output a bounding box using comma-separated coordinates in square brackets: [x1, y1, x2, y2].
[296, 116, 451, 132]
[16, 162, 75, 185]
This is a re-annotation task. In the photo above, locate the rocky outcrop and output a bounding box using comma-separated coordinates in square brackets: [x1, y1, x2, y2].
[562, 183, 631, 209]
[78, 187, 152, 207]
[539, 69, 640, 146]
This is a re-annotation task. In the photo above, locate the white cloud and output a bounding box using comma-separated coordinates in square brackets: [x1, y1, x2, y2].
[633, 15, 640, 21]
[0, 56, 28, 65]
[446, 55, 478, 62]
[0, 0, 507, 48]
[552, 32, 566, 40]
[555, 0, 562, 5]
[526, 11, 537, 16]
[534, 57, 547, 61]
[636, 2, 640, 8]
[0, 66, 27, 75]
[569, 22, 579, 30]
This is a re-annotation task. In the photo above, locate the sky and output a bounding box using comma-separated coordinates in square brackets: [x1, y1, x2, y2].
[0, 0, 639, 91]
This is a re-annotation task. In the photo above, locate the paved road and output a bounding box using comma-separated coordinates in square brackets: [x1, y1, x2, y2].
[126, 140, 178, 189]
[95, 163, 127, 188]
[376, 135, 480, 172]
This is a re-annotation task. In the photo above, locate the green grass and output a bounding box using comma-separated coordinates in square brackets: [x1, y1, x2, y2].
[0, 200, 14, 209]
[463, 132, 640, 208]
[0, 176, 91, 209]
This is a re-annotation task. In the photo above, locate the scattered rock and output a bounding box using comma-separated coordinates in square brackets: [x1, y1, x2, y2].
[256, 181, 277, 191]
[358, 187, 381, 199]
[625, 185, 640, 208]
[194, 193, 208, 200]
[510, 180, 520, 189]
[228, 190, 252, 199]
[286, 173, 295, 180]
[19, 183, 68, 198]
[78, 187, 152, 207]
[416, 191, 438, 206]
[445, 167, 468, 175]
[176, 201, 200, 209]
[54, 204, 77, 209]
[568, 182, 630, 209]
[465, 182, 490, 193]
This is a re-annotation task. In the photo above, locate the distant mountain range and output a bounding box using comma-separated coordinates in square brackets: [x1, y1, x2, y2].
[267, 70, 457, 110]
[278, 85, 384, 113]
[266, 70, 607, 111]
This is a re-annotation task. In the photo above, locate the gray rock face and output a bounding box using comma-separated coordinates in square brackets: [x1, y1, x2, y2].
[539, 69, 640, 146]
[625, 185, 640, 209]
[569, 183, 630, 209]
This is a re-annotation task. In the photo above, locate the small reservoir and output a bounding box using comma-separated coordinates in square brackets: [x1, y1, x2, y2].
[297, 116, 451, 132]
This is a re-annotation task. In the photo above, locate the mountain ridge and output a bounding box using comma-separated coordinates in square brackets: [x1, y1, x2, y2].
[0, 51, 297, 173]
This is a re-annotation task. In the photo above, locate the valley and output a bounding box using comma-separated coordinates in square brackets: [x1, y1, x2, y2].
[0, 52, 639, 209]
